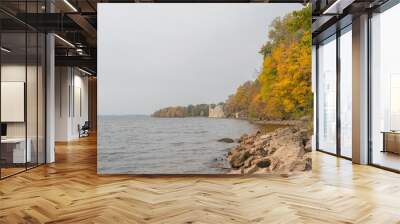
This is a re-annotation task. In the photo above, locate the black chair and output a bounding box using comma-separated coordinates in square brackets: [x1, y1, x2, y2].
[79, 121, 90, 138]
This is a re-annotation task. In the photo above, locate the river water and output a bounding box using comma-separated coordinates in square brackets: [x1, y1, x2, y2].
[98, 115, 257, 174]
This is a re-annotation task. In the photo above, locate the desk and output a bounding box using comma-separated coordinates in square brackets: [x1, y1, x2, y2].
[381, 131, 400, 154]
[1, 138, 31, 163]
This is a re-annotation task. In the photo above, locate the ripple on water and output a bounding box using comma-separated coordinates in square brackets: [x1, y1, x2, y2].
[98, 116, 257, 174]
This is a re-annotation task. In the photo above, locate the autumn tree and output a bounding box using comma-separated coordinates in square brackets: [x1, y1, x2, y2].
[223, 80, 260, 118]
[224, 6, 312, 120]
[258, 6, 312, 119]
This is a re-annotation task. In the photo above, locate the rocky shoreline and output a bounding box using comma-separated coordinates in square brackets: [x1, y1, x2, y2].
[225, 126, 312, 175]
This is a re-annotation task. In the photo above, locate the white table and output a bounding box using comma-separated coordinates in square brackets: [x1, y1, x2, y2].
[1, 138, 31, 163]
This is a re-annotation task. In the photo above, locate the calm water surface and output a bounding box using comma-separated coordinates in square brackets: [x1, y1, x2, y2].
[98, 115, 257, 174]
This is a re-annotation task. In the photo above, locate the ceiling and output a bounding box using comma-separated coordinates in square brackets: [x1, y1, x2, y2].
[311, 0, 390, 43]
[1, 0, 309, 75]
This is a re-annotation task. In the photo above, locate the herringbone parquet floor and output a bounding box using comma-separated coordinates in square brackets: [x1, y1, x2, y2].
[1, 135, 400, 224]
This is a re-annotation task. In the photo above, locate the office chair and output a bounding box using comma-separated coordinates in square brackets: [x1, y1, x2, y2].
[79, 121, 90, 138]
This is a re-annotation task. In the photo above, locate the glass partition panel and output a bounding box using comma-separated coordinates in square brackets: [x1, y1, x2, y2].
[339, 27, 352, 158]
[371, 4, 400, 171]
[317, 36, 337, 154]
[0, 2, 46, 179]
[0, 32, 27, 178]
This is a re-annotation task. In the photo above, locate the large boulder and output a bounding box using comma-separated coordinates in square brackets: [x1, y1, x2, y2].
[229, 150, 250, 169]
[255, 158, 271, 168]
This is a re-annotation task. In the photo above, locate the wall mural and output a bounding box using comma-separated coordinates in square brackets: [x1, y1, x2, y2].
[97, 3, 312, 175]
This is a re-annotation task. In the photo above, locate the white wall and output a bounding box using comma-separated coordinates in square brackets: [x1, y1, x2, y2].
[1, 66, 26, 139]
[1, 65, 37, 138]
[55, 67, 89, 141]
[73, 73, 89, 137]
[55, 67, 70, 141]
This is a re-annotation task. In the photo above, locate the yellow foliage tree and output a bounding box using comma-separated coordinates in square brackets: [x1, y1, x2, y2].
[226, 6, 312, 120]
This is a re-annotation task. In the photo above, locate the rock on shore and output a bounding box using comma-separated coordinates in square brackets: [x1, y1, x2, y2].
[217, 138, 235, 143]
[227, 127, 312, 175]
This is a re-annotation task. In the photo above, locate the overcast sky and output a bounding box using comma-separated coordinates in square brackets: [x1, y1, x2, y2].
[98, 3, 303, 115]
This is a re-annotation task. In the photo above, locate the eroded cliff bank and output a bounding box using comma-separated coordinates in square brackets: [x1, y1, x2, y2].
[227, 126, 312, 175]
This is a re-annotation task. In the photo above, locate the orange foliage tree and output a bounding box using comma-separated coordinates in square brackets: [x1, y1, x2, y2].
[225, 6, 312, 120]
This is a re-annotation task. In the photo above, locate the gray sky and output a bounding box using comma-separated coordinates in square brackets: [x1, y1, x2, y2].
[98, 3, 303, 115]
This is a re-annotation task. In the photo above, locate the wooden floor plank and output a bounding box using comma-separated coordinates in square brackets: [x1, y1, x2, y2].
[0, 135, 399, 223]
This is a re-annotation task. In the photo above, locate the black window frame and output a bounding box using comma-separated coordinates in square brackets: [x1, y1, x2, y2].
[314, 19, 353, 161]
